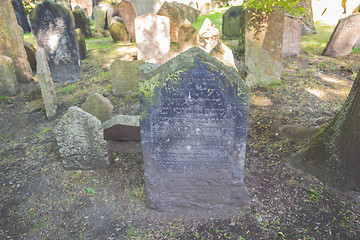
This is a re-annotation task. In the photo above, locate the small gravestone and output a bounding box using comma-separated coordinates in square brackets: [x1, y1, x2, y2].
[171, 2, 200, 23]
[222, 5, 245, 40]
[323, 13, 360, 57]
[245, 8, 284, 86]
[11, 0, 31, 33]
[0, 55, 19, 96]
[29, 0, 82, 82]
[178, 19, 198, 53]
[283, 14, 302, 58]
[73, 8, 92, 38]
[23, 41, 37, 72]
[131, 0, 162, 16]
[210, 42, 236, 68]
[157, 1, 185, 42]
[135, 13, 170, 65]
[0, 0, 32, 83]
[110, 59, 145, 97]
[102, 2, 121, 29]
[139, 47, 250, 211]
[102, 114, 140, 141]
[55, 106, 109, 170]
[117, 0, 137, 42]
[81, 93, 113, 123]
[36, 50, 58, 119]
[108, 17, 129, 43]
[93, 4, 107, 31]
[75, 29, 87, 60]
[199, 18, 220, 52]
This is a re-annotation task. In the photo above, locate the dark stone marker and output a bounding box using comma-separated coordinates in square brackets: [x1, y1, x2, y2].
[73, 8, 92, 38]
[29, 0, 82, 82]
[222, 5, 245, 40]
[139, 47, 250, 211]
[11, 0, 31, 33]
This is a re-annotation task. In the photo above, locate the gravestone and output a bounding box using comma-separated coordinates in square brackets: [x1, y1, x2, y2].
[73, 8, 92, 38]
[283, 15, 302, 58]
[108, 17, 129, 43]
[139, 47, 250, 211]
[210, 42, 236, 68]
[157, 1, 185, 42]
[0, 55, 19, 96]
[171, 2, 200, 23]
[75, 29, 87, 60]
[117, 0, 137, 42]
[29, 0, 82, 82]
[102, 114, 140, 141]
[36, 50, 58, 119]
[11, 0, 31, 33]
[199, 18, 220, 52]
[323, 13, 360, 57]
[222, 5, 245, 40]
[0, 0, 32, 83]
[93, 4, 107, 30]
[110, 59, 145, 97]
[131, 0, 162, 16]
[178, 19, 198, 53]
[55, 106, 109, 170]
[23, 41, 37, 72]
[245, 8, 284, 86]
[81, 93, 113, 123]
[135, 13, 170, 65]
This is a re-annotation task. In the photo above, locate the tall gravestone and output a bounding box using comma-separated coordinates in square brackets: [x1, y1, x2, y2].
[117, 0, 137, 42]
[157, 1, 185, 42]
[139, 47, 250, 211]
[222, 5, 245, 40]
[322, 13, 360, 57]
[135, 13, 170, 65]
[283, 14, 302, 58]
[73, 7, 92, 38]
[11, 0, 31, 33]
[245, 8, 284, 86]
[29, 0, 82, 82]
[0, 0, 32, 83]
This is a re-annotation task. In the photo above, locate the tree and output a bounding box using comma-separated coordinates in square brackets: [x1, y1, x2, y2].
[292, 70, 360, 191]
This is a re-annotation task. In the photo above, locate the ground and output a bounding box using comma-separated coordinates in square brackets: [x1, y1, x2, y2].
[1, 20, 360, 240]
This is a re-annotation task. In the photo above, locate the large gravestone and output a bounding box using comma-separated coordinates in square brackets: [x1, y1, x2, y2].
[117, 0, 137, 42]
[135, 13, 170, 65]
[283, 14, 302, 58]
[0, 0, 32, 83]
[222, 5, 245, 40]
[157, 1, 185, 42]
[245, 8, 284, 87]
[323, 13, 360, 57]
[139, 47, 250, 211]
[29, 0, 82, 82]
[11, 0, 31, 33]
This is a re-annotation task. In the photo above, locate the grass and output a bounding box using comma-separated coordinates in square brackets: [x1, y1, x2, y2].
[23, 32, 35, 45]
[301, 22, 334, 55]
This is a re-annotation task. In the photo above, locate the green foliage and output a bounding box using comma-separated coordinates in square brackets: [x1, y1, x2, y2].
[244, 0, 305, 16]
[85, 188, 95, 195]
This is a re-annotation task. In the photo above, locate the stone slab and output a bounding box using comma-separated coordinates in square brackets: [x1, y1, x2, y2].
[102, 114, 140, 141]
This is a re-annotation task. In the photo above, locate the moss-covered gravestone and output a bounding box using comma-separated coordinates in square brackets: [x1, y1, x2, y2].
[73, 7, 92, 38]
[139, 47, 250, 211]
[222, 5, 245, 40]
[29, 0, 82, 82]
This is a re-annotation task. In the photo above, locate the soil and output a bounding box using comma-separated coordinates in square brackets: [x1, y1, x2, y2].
[1, 37, 360, 239]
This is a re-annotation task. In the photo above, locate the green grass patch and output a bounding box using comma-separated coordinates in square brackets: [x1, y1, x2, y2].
[192, 12, 224, 37]
[301, 22, 334, 55]
[24, 32, 35, 45]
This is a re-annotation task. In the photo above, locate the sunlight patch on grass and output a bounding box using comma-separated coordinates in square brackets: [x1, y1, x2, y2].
[301, 22, 334, 55]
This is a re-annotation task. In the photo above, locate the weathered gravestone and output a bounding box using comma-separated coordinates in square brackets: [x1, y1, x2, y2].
[0, 55, 19, 96]
[222, 5, 245, 40]
[135, 13, 170, 65]
[110, 59, 145, 97]
[117, 0, 137, 42]
[81, 93, 113, 123]
[245, 8, 284, 86]
[322, 13, 360, 57]
[157, 1, 185, 42]
[0, 0, 32, 83]
[73, 7, 92, 38]
[130, 0, 162, 16]
[210, 42, 236, 69]
[108, 17, 129, 43]
[29, 0, 82, 82]
[36, 50, 58, 119]
[75, 29, 87, 60]
[102, 114, 140, 141]
[178, 19, 198, 53]
[11, 0, 31, 33]
[199, 18, 220, 53]
[55, 106, 109, 170]
[93, 4, 108, 37]
[283, 14, 302, 58]
[171, 1, 200, 23]
[139, 47, 250, 211]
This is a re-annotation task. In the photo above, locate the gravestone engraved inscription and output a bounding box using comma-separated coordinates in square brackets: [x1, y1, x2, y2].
[140, 47, 250, 211]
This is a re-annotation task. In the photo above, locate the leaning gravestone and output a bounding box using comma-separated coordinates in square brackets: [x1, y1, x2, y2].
[157, 1, 185, 42]
[0, 0, 32, 83]
[81, 93, 113, 123]
[178, 19, 198, 53]
[135, 13, 170, 65]
[110, 59, 145, 97]
[171, 2, 200, 23]
[222, 5, 245, 40]
[11, 0, 31, 33]
[199, 18, 220, 53]
[322, 13, 360, 57]
[36, 50, 58, 119]
[139, 47, 250, 211]
[108, 17, 129, 43]
[117, 0, 137, 42]
[0, 55, 19, 96]
[29, 0, 82, 82]
[55, 106, 109, 170]
[283, 14, 302, 58]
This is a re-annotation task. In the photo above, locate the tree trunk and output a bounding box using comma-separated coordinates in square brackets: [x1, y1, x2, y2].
[292, 70, 360, 191]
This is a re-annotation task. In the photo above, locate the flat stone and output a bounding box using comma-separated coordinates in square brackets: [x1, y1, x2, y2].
[81, 93, 113, 123]
[102, 114, 140, 141]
